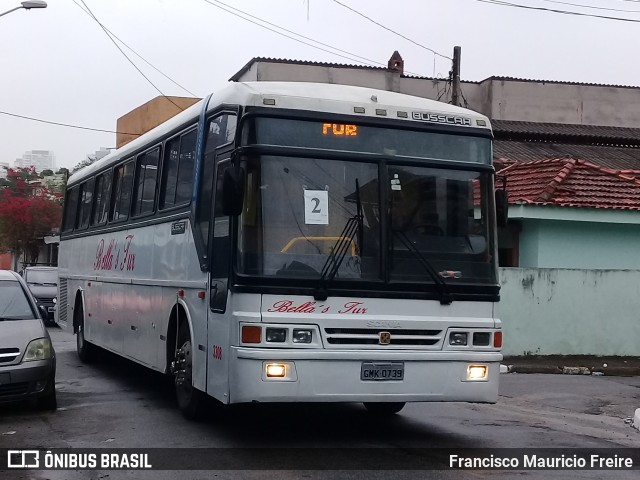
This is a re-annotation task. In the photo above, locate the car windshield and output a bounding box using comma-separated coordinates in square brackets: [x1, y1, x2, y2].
[0, 280, 35, 320]
[25, 269, 58, 285]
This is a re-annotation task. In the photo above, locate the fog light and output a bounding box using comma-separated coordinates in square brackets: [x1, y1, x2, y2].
[292, 329, 312, 343]
[266, 328, 287, 343]
[266, 363, 286, 377]
[449, 332, 468, 346]
[467, 365, 488, 380]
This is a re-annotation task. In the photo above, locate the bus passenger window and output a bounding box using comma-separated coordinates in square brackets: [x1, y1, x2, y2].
[111, 161, 134, 222]
[62, 187, 79, 232]
[133, 147, 160, 216]
[76, 178, 95, 229]
[91, 171, 112, 225]
[176, 130, 197, 205]
[161, 129, 196, 208]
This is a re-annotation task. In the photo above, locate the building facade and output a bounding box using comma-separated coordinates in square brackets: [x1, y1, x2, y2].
[15, 150, 56, 173]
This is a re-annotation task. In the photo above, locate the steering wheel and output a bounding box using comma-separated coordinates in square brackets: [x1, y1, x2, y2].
[408, 223, 445, 236]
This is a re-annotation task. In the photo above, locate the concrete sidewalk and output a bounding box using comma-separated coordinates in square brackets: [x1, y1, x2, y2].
[502, 355, 640, 376]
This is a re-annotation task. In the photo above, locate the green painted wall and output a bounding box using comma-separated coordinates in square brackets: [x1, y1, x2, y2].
[499, 268, 640, 356]
[519, 219, 640, 269]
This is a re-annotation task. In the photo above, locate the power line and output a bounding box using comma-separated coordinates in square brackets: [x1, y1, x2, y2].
[203, 0, 382, 67]
[473, 0, 640, 22]
[0, 110, 140, 136]
[331, 0, 452, 60]
[71, 0, 198, 97]
[202, 0, 428, 76]
[77, 0, 186, 111]
[540, 0, 640, 13]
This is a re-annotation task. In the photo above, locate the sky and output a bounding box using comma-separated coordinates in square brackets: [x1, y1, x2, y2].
[1, 0, 640, 171]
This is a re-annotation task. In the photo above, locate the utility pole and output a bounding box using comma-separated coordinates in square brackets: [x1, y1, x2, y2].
[451, 46, 461, 107]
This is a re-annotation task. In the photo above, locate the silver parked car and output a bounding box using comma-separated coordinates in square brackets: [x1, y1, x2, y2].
[0, 270, 57, 410]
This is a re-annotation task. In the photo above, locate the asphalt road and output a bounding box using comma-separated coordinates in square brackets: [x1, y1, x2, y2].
[1, 327, 639, 480]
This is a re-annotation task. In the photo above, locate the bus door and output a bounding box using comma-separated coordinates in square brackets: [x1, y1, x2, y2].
[206, 156, 234, 402]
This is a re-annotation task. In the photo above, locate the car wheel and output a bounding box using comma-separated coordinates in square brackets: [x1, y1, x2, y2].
[363, 402, 406, 415]
[37, 379, 57, 411]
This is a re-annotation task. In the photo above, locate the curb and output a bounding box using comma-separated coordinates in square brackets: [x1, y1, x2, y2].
[501, 365, 640, 376]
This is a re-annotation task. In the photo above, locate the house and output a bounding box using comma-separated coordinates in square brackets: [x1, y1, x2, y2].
[497, 158, 640, 269]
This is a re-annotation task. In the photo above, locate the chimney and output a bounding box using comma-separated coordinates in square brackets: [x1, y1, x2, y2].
[387, 51, 404, 75]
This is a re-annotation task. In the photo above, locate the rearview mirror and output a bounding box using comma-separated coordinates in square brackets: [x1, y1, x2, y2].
[222, 167, 245, 216]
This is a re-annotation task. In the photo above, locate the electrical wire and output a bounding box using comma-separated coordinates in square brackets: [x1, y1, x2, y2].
[0, 110, 140, 136]
[473, 0, 640, 23]
[71, 0, 198, 97]
[331, 0, 452, 60]
[77, 0, 186, 111]
[203, 0, 382, 67]
[540, 0, 640, 13]
[202, 0, 428, 76]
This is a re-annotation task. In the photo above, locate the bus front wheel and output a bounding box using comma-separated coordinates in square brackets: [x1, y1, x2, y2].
[363, 402, 406, 415]
[173, 323, 205, 420]
[75, 304, 95, 363]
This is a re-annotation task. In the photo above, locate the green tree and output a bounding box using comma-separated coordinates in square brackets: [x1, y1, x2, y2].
[41, 169, 54, 177]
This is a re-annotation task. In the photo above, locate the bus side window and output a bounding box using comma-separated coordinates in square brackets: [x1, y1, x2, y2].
[76, 178, 95, 230]
[197, 114, 237, 259]
[211, 161, 231, 279]
[111, 161, 134, 222]
[62, 187, 79, 233]
[132, 147, 160, 217]
[91, 171, 112, 226]
[161, 129, 196, 209]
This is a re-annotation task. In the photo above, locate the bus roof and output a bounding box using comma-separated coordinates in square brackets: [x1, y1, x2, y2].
[69, 81, 491, 186]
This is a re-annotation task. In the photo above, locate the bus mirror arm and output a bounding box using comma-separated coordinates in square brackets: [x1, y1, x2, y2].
[222, 168, 245, 216]
[494, 175, 508, 228]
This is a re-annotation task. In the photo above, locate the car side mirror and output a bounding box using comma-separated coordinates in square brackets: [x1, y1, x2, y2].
[222, 167, 245, 216]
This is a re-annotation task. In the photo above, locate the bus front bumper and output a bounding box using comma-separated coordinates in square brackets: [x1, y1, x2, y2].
[228, 347, 501, 404]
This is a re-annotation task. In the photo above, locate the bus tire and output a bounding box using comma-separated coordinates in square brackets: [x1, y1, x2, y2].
[363, 402, 406, 415]
[75, 304, 95, 363]
[174, 323, 205, 420]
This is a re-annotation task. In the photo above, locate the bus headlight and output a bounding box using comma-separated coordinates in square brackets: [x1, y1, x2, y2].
[449, 332, 468, 346]
[265, 328, 287, 343]
[292, 329, 313, 344]
[466, 365, 488, 381]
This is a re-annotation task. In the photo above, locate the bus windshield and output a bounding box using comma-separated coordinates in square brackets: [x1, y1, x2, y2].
[236, 154, 497, 288]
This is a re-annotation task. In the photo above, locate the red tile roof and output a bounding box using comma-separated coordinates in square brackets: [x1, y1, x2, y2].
[497, 158, 640, 210]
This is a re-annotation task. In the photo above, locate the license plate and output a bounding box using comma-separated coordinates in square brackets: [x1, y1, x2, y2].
[360, 362, 404, 381]
[48, 307, 55, 312]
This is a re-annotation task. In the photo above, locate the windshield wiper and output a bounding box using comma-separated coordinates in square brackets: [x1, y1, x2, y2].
[393, 230, 453, 305]
[314, 180, 363, 301]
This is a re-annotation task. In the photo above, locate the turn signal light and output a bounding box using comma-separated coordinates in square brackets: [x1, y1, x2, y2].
[242, 325, 262, 343]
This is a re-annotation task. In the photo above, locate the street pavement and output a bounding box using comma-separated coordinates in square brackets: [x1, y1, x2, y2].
[0, 327, 638, 480]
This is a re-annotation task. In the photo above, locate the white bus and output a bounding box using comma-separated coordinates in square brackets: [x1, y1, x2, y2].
[58, 81, 503, 419]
